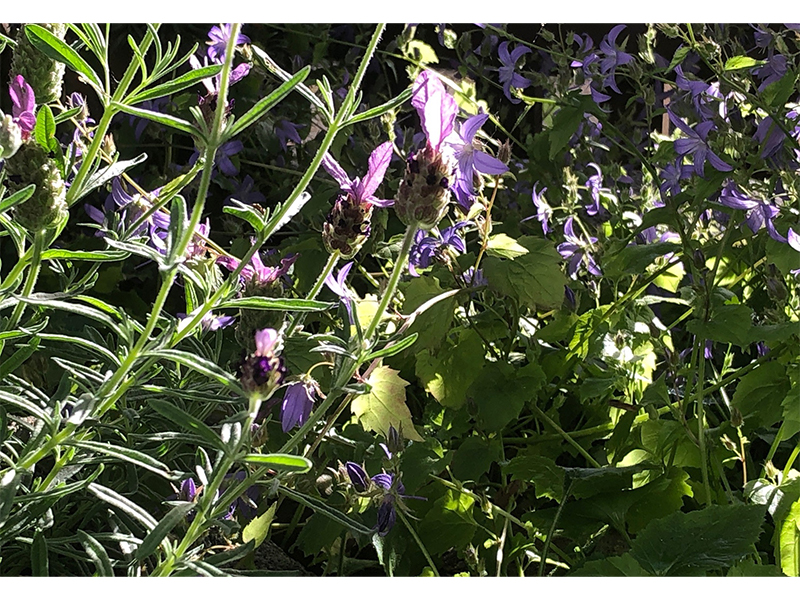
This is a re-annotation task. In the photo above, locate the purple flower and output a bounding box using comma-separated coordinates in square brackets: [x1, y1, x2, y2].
[189, 139, 243, 177]
[322, 140, 394, 208]
[461, 266, 488, 288]
[753, 110, 800, 160]
[557, 217, 601, 278]
[9, 75, 35, 139]
[753, 25, 773, 49]
[571, 33, 598, 76]
[584, 163, 604, 216]
[189, 53, 250, 97]
[217, 251, 297, 287]
[324, 261, 356, 323]
[497, 42, 531, 103]
[599, 25, 634, 94]
[718, 180, 786, 242]
[787, 229, 800, 275]
[280, 381, 316, 432]
[408, 221, 469, 276]
[659, 159, 694, 199]
[411, 70, 459, 152]
[521, 183, 552, 234]
[345, 462, 369, 492]
[446, 113, 507, 208]
[225, 175, 266, 206]
[668, 110, 732, 178]
[274, 119, 304, 151]
[177, 478, 199, 502]
[206, 24, 250, 63]
[753, 52, 787, 91]
[129, 97, 167, 141]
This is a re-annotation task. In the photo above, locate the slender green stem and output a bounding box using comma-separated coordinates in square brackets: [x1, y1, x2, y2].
[397, 509, 439, 576]
[695, 337, 712, 505]
[3, 229, 45, 339]
[782, 441, 800, 483]
[286, 251, 340, 337]
[339, 24, 386, 118]
[538, 481, 573, 577]
[531, 405, 602, 468]
[364, 225, 415, 341]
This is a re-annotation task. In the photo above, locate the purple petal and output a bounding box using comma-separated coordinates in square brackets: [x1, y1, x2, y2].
[706, 150, 732, 172]
[368, 197, 395, 208]
[322, 153, 353, 190]
[360, 141, 394, 200]
[422, 90, 457, 150]
[509, 44, 531, 63]
[461, 113, 490, 143]
[411, 70, 447, 118]
[254, 328, 278, 356]
[497, 41, 512, 66]
[472, 150, 508, 175]
[787, 228, 800, 252]
[229, 63, 251, 86]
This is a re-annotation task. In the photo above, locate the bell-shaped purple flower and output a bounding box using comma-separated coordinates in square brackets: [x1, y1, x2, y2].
[668, 110, 732, 178]
[408, 221, 469, 276]
[274, 119, 304, 151]
[206, 23, 250, 63]
[280, 380, 316, 432]
[497, 42, 531, 103]
[599, 25, 634, 94]
[787, 228, 800, 275]
[446, 113, 507, 208]
[225, 175, 266, 206]
[557, 217, 602, 278]
[753, 51, 787, 92]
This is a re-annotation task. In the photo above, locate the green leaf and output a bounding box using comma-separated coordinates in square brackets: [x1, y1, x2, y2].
[0, 183, 36, 216]
[34, 105, 57, 153]
[41, 249, 129, 262]
[127, 64, 223, 104]
[405, 40, 439, 64]
[604, 242, 681, 277]
[242, 453, 312, 473]
[68, 440, 175, 479]
[401, 276, 457, 351]
[724, 55, 763, 70]
[415, 329, 484, 409]
[629, 504, 766, 575]
[147, 349, 244, 396]
[762, 71, 798, 110]
[503, 453, 564, 502]
[88, 483, 159, 531]
[470, 361, 544, 433]
[686, 304, 755, 347]
[278, 486, 374, 537]
[779, 498, 800, 577]
[31, 531, 49, 577]
[225, 66, 311, 140]
[0, 336, 40, 382]
[484, 236, 568, 311]
[218, 297, 334, 312]
[352, 365, 423, 442]
[548, 105, 583, 160]
[565, 465, 646, 500]
[136, 502, 195, 560]
[363, 333, 419, 362]
[164, 194, 188, 267]
[486, 233, 529, 259]
[148, 399, 226, 452]
[732, 362, 790, 431]
[242, 503, 277, 549]
[77, 530, 114, 577]
[727, 558, 782, 577]
[419, 489, 477, 555]
[450, 436, 500, 481]
[0, 390, 53, 425]
[78, 153, 148, 202]
[345, 87, 413, 126]
[13, 294, 123, 337]
[667, 46, 691, 71]
[572, 553, 651, 576]
[0, 470, 22, 529]
[112, 101, 200, 138]
[25, 24, 103, 92]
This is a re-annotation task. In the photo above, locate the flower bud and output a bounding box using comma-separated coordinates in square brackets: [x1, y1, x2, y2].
[11, 23, 67, 104]
[5, 142, 68, 231]
[322, 193, 373, 259]
[345, 461, 369, 492]
[0, 114, 23, 159]
[238, 329, 287, 399]
[395, 145, 453, 231]
[497, 140, 512, 165]
[730, 407, 743, 429]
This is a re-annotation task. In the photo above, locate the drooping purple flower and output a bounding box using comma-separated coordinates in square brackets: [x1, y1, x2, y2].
[718, 180, 786, 242]
[753, 52, 787, 91]
[668, 109, 732, 178]
[557, 217, 601, 278]
[410, 70, 459, 152]
[753, 25, 773, 49]
[753, 110, 800, 160]
[199, 312, 235, 332]
[9, 75, 35, 139]
[324, 261, 356, 323]
[217, 252, 297, 287]
[178, 478, 199, 502]
[280, 381, 316, 432]
[345, 462, 369, 492]
[446, 113, 508, 208]
[206, 23, 250, 63]
[189, 139, 243, 177]
[598, 25, 634, 94]
[408, 221, 469, 276]
[659, 159, 694, 199]
[521, 183, 552, 234]
[225, 175, 266, 206]
[322, 140, 394, 207]
[497, 42, 531, 103]
[571, 33, 598, 76]
[274, 119, 304, 151]
[584, 163, 605, 216]
[461, 266, 488, 288]
[220, 471, 259, 521]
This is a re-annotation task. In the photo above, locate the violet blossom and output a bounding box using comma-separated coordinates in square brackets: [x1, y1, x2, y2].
[584, 163, 605, 216]
[408, 221, 469, 276]
[557, 217, 602, 277]
[497, 42, 531, 103]
[659, 159, 694, 199]
[322, 141, 394, 208]
[718, 180, 786, 242]
[521, 183, 552, 235]
[753, 110, 800, 160]
[9, 75, 35, 140]
[324, 261, 356, 323]
[668, 109, 732, 178]
[787, 229, 800, 275]
[225, 175, 266, 206]
[446, 113, 508, 208]
[217, 251, 297, 287]
[753, 52, 787, 91]
[206, 23, 250, 63]
[274, 119, 304, 151]
[410, 70, 458, 153]
[599, 25, 634, 94]
[280, 380, 317, 432]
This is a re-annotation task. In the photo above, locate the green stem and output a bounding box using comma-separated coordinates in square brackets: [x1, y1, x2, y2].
[538, 481, 573, 577]
[531, 405, 602, 468]
[3, 229, 45, 339]
[397, 509, 439, 576]
[286, 251, 339, 337]
[695, 338, 713, 505]
[364, 225, 415, 341]
[782, 441, 800, 483]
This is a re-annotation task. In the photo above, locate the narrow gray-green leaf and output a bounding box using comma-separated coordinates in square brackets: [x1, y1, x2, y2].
[80, 154, 148, 200]
[147, 349, 243, 395]
[345, 86, 413, 126]
[364, 333, 419, 362]
[88, 483, 159, 530]
[0, 336, 40, 382]
[242, 453, 312, 473]
[25, 24, 103, 91]
[225, 66, 311, 139]
[148, 399, 226, 452]
[31, 531, 49, 576]
[0, 390, 52, 425]
[112, 101, 200, 138]
[69, 440, 174, 479]
[218, 297, 334, 312]
[278, 485, 374, 536]
[0, 470, 22, 528]
[14, 295, 122, 335]
[41, 249, 129, 262]
[127, 64, 223, 104]
[38, 333, 120, 366]
[77, 530, 114, 577]
[135, 502, 195, 560]
[0, 183, 36, 216]
[179, 558, 230, 577]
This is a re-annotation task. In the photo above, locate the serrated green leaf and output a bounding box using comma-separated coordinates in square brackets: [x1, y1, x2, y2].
[667, 46, 691, 71]
[486, 233, 529, 259]
[352, 365, 423, 442]
[548, 106, 583, 160]
[401, 276, 457, 351]
[686, 304, 755, 347]
[630, 504, 765, 575]
[419, 489, 476, 555]
[503, 453, 564, 501]
[415, 329, 484, 409]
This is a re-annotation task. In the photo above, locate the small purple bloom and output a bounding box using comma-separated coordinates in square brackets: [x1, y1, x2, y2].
[324, 260, 356, 323]
[280, 381, 316, 432]
[322, 140, 394, 207]
[668, 109, 732, 178]
[659, 159, 694, 199]
[584, 163, 604, 216]
[178, 478, 199, 502]
[521, 183, 552, 234]
[557, 217, 601, 278]
[129, 97, 167, 141]
[274, 119, 304, 151]
[461, 266, 488, 289]
[718, 180, 786, 242]
[497, 42, 531, 103]
[221, 471, 259, 521]
[408, 221, 469, 276]
[225, 175, 266, 206]
[189, 53, 251, 96]
[599, 25, 634, 94]
[753, 52, 787, 91]
[217, 252, 297, 287]
[446, 113, 508, 207]
[345, 462, 369, 492]
[206, 24, 250, 63]
[9, 75, 35, 139]
[753, 110, 800, 160]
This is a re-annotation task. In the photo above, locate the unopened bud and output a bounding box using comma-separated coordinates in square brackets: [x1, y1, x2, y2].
[497, 140, 512, 165]
[0, 114, 23, 159]
[730, 407, 743, 429]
